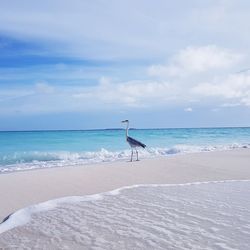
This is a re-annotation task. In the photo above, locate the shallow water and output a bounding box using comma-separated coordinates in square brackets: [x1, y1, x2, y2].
[1, 127, 250, 173]
[0, 181, 249, 249]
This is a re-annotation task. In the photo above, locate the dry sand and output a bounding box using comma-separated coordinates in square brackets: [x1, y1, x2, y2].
[0, 149, 250, 222]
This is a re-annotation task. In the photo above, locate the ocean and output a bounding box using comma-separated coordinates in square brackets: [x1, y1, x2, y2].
[0, 127, 250, 173]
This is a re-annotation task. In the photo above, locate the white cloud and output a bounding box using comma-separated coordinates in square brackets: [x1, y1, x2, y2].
[1, 0, 250, 126]
[146, 45, 250, 109]
[148, 45, 243, 77]
[1, 42, 249, 116]
[1, 1, 250, 60]
[1, 69, 250, 115]
[192, 73, 250, 106]
[184, 107, 193, 112]
[0, 75, 184, 114]
[73, 77, 176, 108]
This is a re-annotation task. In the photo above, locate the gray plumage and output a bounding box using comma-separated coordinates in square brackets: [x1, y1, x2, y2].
[121, 120, 146, 161]
[127, 136, 146, 148]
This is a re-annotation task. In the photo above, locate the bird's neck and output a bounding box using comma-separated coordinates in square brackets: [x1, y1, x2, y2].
[125, 122, 129, 138]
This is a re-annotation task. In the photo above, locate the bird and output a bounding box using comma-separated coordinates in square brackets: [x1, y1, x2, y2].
[121, 120, 146, 161]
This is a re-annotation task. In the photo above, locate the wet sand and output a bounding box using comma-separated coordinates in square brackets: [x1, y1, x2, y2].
[0, 149, 250, 222]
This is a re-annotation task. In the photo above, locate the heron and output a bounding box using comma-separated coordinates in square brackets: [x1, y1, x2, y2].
[121, 120, 146, 161]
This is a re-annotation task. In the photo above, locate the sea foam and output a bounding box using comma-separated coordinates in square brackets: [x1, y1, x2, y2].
[0, 143, 249, 173]
[0, 180, 250, 249]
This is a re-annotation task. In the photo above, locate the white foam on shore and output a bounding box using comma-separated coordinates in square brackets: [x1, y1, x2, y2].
[0, 194, 104, 235]
[0, 179, 249, 235]
[1, 180, 250, 249]
[1, 143, 249, 173]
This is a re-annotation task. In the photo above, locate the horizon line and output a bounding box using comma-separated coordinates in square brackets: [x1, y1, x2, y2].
[1, 125, 250, 132]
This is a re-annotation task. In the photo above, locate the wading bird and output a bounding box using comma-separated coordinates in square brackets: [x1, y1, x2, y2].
[121, 120, 146, 161]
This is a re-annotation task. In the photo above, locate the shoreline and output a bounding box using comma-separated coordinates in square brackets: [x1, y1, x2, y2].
[0, 148, 250, 222]
[1, 145, 249, 175]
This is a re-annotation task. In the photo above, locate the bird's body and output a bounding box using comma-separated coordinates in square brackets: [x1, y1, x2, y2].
[127, 136, 146, 149]
[121, 120, 146, 161]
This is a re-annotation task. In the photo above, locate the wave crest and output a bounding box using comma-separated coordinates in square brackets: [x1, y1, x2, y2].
[0, 143, 249, 173]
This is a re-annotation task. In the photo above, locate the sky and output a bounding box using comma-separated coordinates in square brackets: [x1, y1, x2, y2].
[0, 0, 250, 130]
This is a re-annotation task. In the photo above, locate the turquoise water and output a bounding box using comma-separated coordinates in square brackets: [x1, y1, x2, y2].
[0, 127, 250, 172]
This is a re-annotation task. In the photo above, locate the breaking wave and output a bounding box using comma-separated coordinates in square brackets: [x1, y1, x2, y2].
[0, 143, 249, 173]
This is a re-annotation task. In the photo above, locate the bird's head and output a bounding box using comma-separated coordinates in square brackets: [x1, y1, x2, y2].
[121, 119, 129, 123]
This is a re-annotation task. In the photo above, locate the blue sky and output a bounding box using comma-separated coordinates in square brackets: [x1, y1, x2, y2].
[0, 0, 250, 130]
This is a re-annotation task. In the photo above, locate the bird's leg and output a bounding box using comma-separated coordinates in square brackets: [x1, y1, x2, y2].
[136, 149, 139, 161]
[130, 149, 133, 162]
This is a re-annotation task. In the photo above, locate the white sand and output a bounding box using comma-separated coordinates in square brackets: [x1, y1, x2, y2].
[0, 149, 250, 222]
[1, 181, 249, 249]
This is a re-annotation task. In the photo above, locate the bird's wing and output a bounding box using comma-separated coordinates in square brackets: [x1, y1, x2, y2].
[127, 136, 146, 148]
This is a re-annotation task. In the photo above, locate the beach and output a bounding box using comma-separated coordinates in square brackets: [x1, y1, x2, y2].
[0, 149, 250, 248]
[0, 149, 249, 216]
[0, 149, 249, 222]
